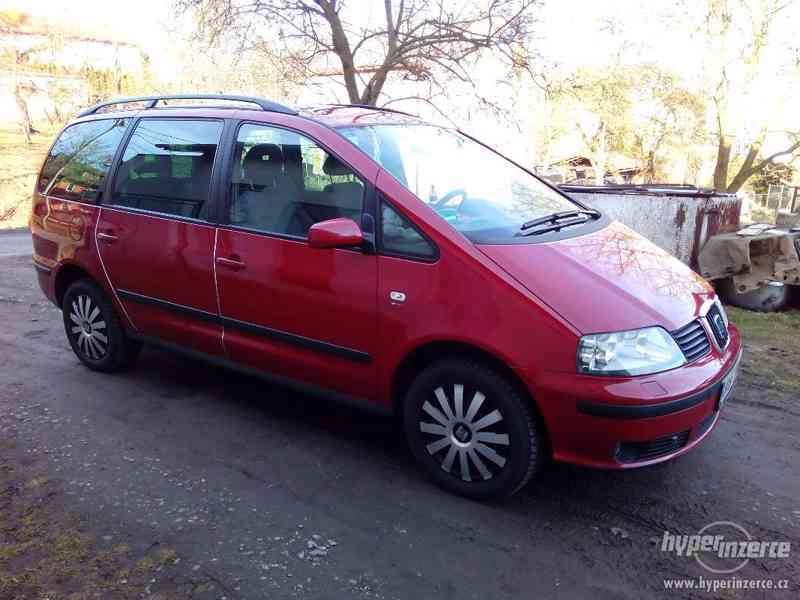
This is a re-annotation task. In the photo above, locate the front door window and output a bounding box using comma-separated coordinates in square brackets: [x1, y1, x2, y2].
[228, 124, 364, 237]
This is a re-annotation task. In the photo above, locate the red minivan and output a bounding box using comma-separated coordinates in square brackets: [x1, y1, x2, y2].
[30, 95, 742, 498]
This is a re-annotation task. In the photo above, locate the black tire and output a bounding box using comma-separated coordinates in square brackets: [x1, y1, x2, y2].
[716, 278, 790, 312]
[62, 279, 140, 372]
[403, 359, 544, 499]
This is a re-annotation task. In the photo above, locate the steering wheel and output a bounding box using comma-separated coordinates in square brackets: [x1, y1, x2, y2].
[430, 188, 467, 209]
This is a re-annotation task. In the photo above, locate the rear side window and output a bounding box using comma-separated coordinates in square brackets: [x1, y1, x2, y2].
[38, 119, 128, 202]
[110, 119, 223, 219]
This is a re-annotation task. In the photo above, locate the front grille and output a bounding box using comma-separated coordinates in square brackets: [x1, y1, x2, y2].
[671, 319, 711, 363]
[617, 430, 691, 463]
[705, 303, 729, 348]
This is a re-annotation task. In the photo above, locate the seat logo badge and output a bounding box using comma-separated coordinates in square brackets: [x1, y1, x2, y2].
[389, 291, 406, 303]
[712, 313, 725, 338]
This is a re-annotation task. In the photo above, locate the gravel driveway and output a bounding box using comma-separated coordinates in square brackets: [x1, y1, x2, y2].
[1, 250, 797, 599]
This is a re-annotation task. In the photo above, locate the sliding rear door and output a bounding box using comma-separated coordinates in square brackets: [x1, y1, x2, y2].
[97, 118, 225, 356]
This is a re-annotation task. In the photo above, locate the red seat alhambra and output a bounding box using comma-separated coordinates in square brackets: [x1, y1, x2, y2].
[31, 95, 742, 498]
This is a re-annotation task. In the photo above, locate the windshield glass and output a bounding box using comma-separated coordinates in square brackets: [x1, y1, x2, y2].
[338, 124, 581, 241]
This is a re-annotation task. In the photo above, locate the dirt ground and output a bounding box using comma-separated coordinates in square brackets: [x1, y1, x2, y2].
[0, 251, 798, 599]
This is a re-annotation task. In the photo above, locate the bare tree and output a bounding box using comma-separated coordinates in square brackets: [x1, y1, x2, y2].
[175, 0, 539, 106]
[701, 0, 800, 192]
[715, 127, 800, 192]
[1, 10, 48, 143]
[12, 80, 37, 143]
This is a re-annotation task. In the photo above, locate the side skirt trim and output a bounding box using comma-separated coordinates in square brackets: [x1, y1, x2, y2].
[117, 288, 372, 364]
[117, 288, 219, 323]
[219, 315, 371, 364]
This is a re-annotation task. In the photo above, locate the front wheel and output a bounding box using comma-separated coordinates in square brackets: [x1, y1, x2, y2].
[63, 279, 140, 372]
[403, 359, 544, 499]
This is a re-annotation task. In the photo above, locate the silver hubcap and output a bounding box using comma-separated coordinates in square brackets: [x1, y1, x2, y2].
[420, 384, 510, 482]
[69, 295, 108, 360]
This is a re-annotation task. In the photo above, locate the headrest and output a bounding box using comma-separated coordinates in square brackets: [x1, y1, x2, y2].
[243, 144, 283, 185]
[244, 144, 283, 169]
[322, 154, 353, 176]
[282, 144, 302, 167]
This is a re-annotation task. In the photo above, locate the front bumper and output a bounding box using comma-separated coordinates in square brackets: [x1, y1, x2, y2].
[524, 324, 742, 469]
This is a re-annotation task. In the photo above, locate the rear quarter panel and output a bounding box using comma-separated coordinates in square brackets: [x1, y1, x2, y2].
[31, 192, 109, 308]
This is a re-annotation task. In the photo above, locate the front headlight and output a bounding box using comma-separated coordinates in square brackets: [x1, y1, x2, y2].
[577, 326, 686, 376]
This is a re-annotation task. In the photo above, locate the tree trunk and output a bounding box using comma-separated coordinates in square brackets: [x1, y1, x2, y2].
[724, 137, 800, 193]
[360, 68, 390, 105]
[317, 0, 361, 103]
[725, 143, 760, 192]
[13, 84, 32, 144]
[644, 150, 656, 183]
[587, 153, 606, 186]
[357, 0, 399, 106]
[593, 159, 605, 185]
[592, 125, 607, 185]
[712, 135, 732, 191]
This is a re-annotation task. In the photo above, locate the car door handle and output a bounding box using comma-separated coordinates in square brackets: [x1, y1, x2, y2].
[97, 231, 118, 244]
[216, 256, 246, 271]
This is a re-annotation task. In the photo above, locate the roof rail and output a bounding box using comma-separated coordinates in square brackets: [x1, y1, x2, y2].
[326, 103, 418, 118]
[76, 94, 298, 117]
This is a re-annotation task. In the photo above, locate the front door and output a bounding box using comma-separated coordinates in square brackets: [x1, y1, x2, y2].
[214, 122, 378, 399]
[97, 117, 225, 356]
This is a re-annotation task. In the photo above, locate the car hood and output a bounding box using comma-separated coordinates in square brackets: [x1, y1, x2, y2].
[477, 220, 714, 334]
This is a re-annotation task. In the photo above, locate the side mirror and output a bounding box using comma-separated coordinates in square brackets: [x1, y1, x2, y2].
[308, 218, 364, 249]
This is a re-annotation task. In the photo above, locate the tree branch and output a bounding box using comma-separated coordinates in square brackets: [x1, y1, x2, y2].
[178, 0, 539, 106]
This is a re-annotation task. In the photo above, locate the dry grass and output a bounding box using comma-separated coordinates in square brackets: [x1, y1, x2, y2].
[0, 455, 184, 599]
[0, 124, 56, 230]
[726, 305, 800, 393]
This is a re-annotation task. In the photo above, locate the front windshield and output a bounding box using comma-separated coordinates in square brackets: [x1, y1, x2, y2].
[338, 124, 581, 241]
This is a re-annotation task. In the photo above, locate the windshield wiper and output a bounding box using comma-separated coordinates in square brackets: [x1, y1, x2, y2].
[517, 209, 600, 236]
[519, 209, 600, 232]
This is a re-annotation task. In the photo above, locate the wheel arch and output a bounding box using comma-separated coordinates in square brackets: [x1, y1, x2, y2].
[391, 340, 547, 436]
[54, 263, 96, 307]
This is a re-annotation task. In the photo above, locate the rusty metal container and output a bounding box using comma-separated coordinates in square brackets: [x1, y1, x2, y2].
[561, 185, 741, 270]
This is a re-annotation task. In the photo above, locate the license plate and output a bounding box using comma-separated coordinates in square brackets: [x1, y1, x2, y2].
[716, 353, 742, 411]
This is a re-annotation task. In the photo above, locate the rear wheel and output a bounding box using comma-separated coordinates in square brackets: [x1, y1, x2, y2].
[403, 359, 544, 499]
[62, 279, 140, 372]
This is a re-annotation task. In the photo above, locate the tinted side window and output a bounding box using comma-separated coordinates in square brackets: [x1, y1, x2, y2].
[380, 202, 436, 259]
[229, 124, 364, 238]
[111, 119, 222, 219]
[40, 119, 128, 202]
